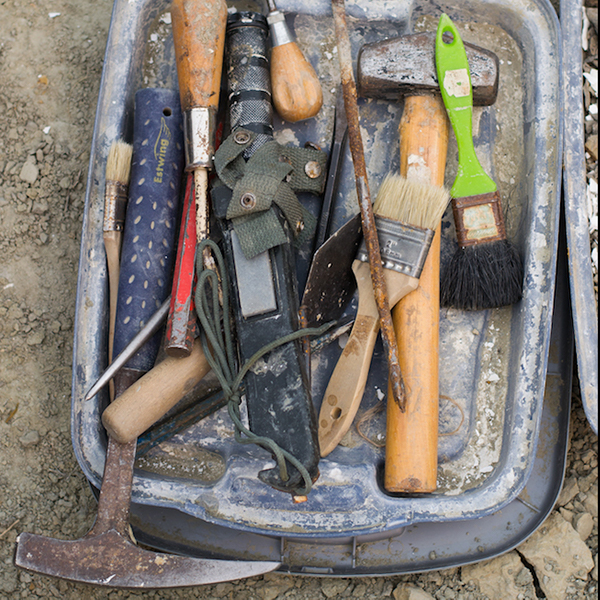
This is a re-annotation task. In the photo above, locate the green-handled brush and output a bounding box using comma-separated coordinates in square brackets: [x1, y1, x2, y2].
[435, 14, 523, 310]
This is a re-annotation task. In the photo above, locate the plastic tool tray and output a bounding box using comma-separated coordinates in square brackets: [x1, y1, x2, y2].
[72, 0, 564, 573]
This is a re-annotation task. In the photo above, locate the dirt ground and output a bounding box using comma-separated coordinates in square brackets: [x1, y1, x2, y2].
[0, 1, 597, 599]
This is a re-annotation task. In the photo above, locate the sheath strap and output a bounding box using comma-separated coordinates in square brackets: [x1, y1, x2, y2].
[213, 128, 327, 259]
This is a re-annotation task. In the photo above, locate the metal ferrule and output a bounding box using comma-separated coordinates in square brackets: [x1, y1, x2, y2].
[103, 180, 128, 232]
[183, 107, 216, 171]
[267, 11, 294, 46]
[356, 215, 434, 279]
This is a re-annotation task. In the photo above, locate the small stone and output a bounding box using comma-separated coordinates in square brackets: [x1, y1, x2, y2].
[461, 552, 534, 600]
[583, 486, 598, 517]
[519, 513, 594, 600]
[557, 477, 579, 507]
[586, 134, 598, 161]
[321, 578, 350, 598]
[26, 329, 45, 346]
[393, 585, 436, 600]
[19, 160, 39, 184]
[19, 430, 40, 448]
[31, 200, 48, 214]
[573, 512, 594, 540]
[559, 507, 574, 523]
[59, 176, 71, 189]
[260, 573, 294, 600]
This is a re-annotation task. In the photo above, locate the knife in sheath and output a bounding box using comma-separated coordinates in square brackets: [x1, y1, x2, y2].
[212, 12, 320, 495]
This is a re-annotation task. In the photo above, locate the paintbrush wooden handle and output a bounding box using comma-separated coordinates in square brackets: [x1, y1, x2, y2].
[103, 231, 122, 364]
[319, 260, 417, 457]
[384, 94, 449, 493]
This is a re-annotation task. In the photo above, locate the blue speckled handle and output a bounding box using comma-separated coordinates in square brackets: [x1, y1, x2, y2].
[113, 88, 184, 372]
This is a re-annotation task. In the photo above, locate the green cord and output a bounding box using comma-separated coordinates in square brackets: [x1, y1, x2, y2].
[194, 239, 332, 495]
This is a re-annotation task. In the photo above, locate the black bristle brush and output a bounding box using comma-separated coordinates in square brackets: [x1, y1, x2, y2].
[436, 14, 523, 310]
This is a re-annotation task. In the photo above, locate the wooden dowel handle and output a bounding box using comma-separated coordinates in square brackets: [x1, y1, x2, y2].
[102, 337, 212, 444]
[384, 94, 449, 493]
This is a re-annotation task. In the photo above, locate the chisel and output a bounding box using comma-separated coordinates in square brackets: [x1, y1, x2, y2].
[171, 0, 227, 268]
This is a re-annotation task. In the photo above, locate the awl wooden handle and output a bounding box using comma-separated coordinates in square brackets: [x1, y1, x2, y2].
[384, 94, 449, 493]
[102, 337, 212, 444]
[271, 42, 323, 122]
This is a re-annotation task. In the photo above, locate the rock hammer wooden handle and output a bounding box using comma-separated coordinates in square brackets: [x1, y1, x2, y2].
[384, 94, 449, 493]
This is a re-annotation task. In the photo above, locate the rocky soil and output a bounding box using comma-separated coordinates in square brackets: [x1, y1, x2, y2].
[0, 1, 597, 599]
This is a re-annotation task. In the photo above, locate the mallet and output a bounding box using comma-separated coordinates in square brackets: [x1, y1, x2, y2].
[357, 31, 499, 493]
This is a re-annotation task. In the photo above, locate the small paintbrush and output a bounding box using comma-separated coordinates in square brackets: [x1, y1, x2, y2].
[103, 139, 133, 398]
[318, 174, 450, 457]
[436, 14, 523, 310]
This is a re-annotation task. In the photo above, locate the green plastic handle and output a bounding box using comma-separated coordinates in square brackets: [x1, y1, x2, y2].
[435, 14, 496, 198]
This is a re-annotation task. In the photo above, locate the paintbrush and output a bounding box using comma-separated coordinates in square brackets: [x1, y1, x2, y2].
[436, 14, 523, 310]
[102, 140, 133, 399]
[318, 174, 450, 457]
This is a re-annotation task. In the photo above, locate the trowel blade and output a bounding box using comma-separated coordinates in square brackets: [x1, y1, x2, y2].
[301, 213, 362, 328]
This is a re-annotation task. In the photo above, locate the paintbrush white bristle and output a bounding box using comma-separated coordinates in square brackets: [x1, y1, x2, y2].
[373, 174, 450, 230]
[106, 140, 133, 185]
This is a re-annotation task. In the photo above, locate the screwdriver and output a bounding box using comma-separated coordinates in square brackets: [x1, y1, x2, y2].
[171, 0, 228, 268]
[266, 0, 323, 122]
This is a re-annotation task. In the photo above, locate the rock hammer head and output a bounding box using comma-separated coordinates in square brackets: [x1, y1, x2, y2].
[15, 529, 280, 588]
[357, 32, 499, 105]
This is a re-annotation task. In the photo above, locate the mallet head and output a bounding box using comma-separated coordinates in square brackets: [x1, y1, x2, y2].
[357, 32, 499, 105]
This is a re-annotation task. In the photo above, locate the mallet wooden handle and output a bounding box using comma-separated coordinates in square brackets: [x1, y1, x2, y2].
[384, 94, 449, 493]
[102, 337, 212, 444]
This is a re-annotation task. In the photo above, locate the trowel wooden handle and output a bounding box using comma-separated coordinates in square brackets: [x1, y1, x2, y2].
[171, 0, 227, 111]
[384, 94, 449, 493]
[102, 337, 212, 444]
[271, 42, 323, 122]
